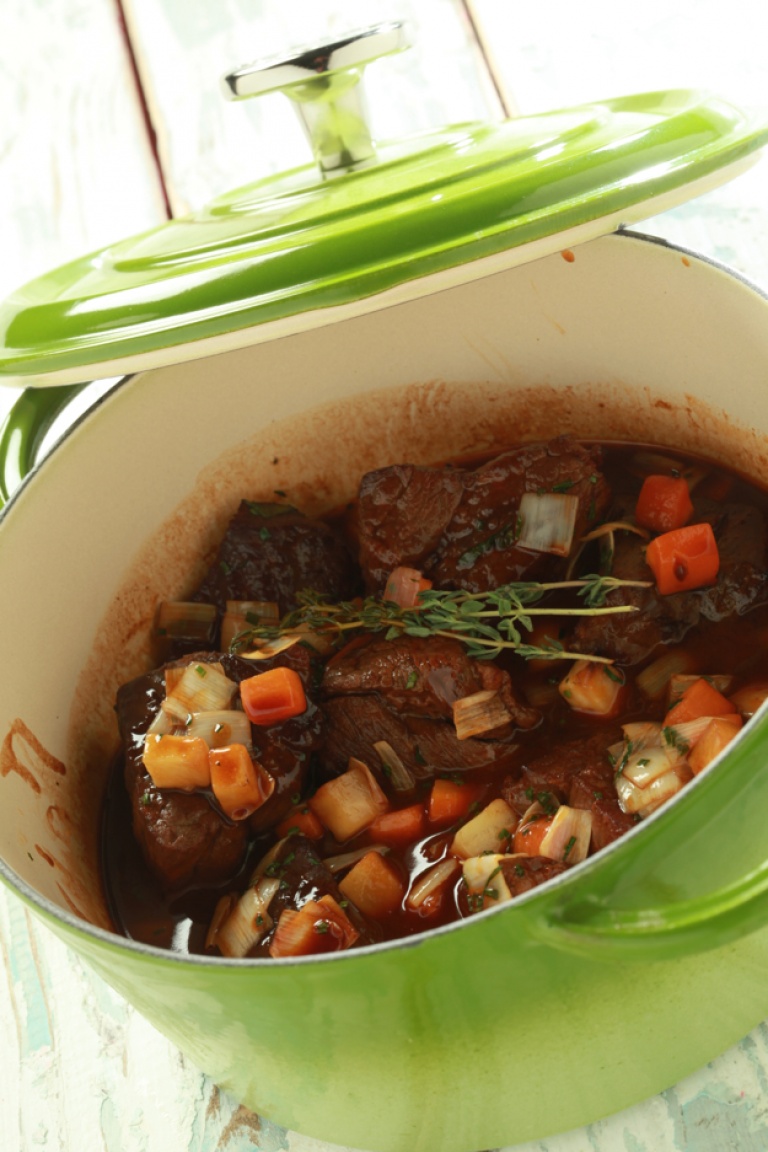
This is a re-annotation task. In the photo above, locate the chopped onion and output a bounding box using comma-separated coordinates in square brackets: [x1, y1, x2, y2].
[221, 600, 279, 650]
[186, 709, 251, 749]
[373, 741, 416, 792]
[163, 662, 236, 719]
[661, 716, 721, 767]
[517, 492, 579, 556]
[156, 601, 217, 645]
[146, 708, 174, 737]
[617, 763, 690, 816]
[538, 805, 592, 865]
[450, 798, 518, 860]
[452, 690, 511, 740]
[383, 566, 432, 609]
[323, 845, 389, 874]
[620, 742, 673, 789]
[238, 634, 302, 660]
[406, 857, 460, 910]
[462, 853, 513, 909]
[216, 876, 280, 959]
[636, 649, 698, 701]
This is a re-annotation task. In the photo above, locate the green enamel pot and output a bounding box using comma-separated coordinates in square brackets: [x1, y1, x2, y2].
[2, 229, 768, 1151]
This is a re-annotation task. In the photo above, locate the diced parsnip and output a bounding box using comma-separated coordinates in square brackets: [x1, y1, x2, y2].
[452, 690, 511, 740]
[220, 600, 280, 650]
[729, 681, 768, 718]
[309, 758, 390, 842]
[186, 709, 252, 749]
[209, 744, 275, 821]
[163, 662, 236, 721]
[339, 851, 405, 918]
[269, 894, 359, 958]
[142, 734, 211, 790]
[688, 715, 743, 775]
[559, 660, 626, 716]
[666, 673, 734, 708]
[156, 601, 217, 646]
[215, 877, 280, 958]
[636, 648, 698, 701]
[517, 492, 579, 556]
[462, 853, 513, 910]
[373, 741, 416, 792]
[406, 857, 460, 911]
[538, 805, 592, 864]
[450, 798, 518, 860]
[617, 764, 691, 817]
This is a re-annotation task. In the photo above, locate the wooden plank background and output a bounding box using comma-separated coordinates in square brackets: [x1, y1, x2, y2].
[1, 2, 768, 1150]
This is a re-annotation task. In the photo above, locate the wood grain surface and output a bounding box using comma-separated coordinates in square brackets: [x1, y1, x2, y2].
[1, 3, 768, 1150]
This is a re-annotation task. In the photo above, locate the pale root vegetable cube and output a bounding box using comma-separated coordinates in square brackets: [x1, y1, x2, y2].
[688, 715, 743, 775]
[462, 853, 513, 909]
[309, 758, 390, 842]
[209, 744, 275, 820]
[559, 660, 625, 716]
[142, 734, 211, 790]
[339, 851, 405, 918]
[450, 798, 518, 860]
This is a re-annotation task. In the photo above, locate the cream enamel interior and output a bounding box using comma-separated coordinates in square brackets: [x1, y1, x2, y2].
[1, 230, 768, 934]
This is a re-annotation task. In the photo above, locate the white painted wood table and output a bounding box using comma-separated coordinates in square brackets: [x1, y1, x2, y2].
[2, 3, 768, 1149]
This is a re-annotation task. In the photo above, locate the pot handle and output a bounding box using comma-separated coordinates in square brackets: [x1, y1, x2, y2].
[536, 856, 768, 960]
[0, 385, 84, 508]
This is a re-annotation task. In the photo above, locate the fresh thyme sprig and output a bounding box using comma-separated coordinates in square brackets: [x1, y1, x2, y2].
[233, 574, 650, 664]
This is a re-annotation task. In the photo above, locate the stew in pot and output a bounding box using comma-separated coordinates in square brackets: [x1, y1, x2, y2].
[102, 437, 768, 958]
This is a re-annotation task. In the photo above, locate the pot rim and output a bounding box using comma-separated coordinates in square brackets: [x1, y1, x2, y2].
[2, 227, 768, 971]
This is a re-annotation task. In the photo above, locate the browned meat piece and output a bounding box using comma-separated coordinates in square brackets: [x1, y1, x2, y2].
[194, 501, 360, 617]
[323, 634, 540, 732]
[353, 465, 465, 592]
[590, 798, 638, 851]
[115, 647, 324, 889]
[496, 855, 567, 898]
[321, 695, 520, 781]
[427, 439, 611, 592]
[502, 732, 618, 815]
[351, 438, 610, 595]
[573, 499, 768, 664]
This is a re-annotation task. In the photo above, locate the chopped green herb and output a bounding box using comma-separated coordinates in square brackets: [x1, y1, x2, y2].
[314, 920, 330, 935]
[405, 670, 419, 690]
[563, 835, 577, 860]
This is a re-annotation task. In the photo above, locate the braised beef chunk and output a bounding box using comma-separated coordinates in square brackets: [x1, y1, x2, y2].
[351, 438, 610, 593]
[323, 635, 539, 730]
[321, 694, 520, 780]
[194, 501, 360, 616]
[353, 465, 465, 592]
[502, 733, 620, 816]
[497, 855, 568, 898]
[115, 647, 323, 889]
[573, 498, 768, 664]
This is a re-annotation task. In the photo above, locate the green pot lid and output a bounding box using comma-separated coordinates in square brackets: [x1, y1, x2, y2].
[2, 24, 768, 386]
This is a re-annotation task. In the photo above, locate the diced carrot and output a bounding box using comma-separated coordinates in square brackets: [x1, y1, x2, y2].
[269, 894, 359, 958]
[240, 666, 307, 725]
[368, 803, 426, 847]
[142, 733, 211, 791]
[383, 566, 433, 608]
[635, 474, 693, 533]
[276, 804, 325, 841]
[427, 778, 484, 826]
[663, 676, 737, 727]
[513, 815, 553, 856]
[558, 660, 626, 718]
[645, 523, 720, 595]
[729, 680, 768, 718]
[339, 851, 406, 918]
[209, 744, 275, 820]
[688, 715, 743, 775]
